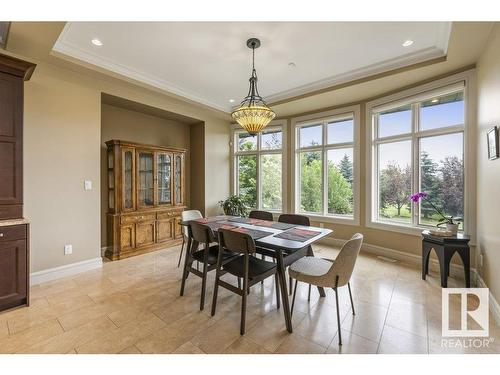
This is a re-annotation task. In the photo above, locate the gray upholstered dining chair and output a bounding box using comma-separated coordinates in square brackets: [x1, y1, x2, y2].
[178, 210, 203, 267]
[288, 233, 363, 346]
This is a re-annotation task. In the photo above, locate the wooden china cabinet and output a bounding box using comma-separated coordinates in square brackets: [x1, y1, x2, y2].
[105, 140, 187, 260]
[0, 53, 36, 313]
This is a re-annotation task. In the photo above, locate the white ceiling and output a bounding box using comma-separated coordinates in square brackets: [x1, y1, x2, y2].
[53, 22, 451, 112]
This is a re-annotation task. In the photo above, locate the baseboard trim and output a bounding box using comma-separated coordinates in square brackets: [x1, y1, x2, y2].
[475, 272, 500, 327]
[318, 237, 472, 281]
[30, 257, 103, 286]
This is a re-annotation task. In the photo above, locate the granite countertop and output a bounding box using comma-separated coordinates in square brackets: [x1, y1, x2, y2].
[0, 218, 29, 227]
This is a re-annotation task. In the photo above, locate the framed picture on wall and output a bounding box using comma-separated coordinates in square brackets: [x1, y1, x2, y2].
[487, 126, 499, 160]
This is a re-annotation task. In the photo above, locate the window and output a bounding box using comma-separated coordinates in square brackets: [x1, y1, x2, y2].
[369, 82, 466, 231]
[232, 123, 285, 211]
[294, 108, 359, 222]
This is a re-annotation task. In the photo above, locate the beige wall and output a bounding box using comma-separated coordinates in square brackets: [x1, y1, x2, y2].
[477, 24, 500, 302]
[190, 122, 206, 214]
[12, 53, 230, 273]
[100, 103, 192, 247]
[24, 63, 102, 272]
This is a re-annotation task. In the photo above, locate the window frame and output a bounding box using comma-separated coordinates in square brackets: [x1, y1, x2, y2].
[230, 119, 287, 213]
[366, 70, 476, 238]
[291, 105, 361, 225]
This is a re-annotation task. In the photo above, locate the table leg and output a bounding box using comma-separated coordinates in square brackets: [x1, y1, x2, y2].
[276, 249, 293, 333]
[422, 242, 432, 280]
[306, 245, 326, 298]
[437, 247, 452, 288]
[457, 247, 471, 288]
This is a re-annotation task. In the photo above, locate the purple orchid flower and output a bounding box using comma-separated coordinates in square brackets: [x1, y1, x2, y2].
[409, 192, 428, 202]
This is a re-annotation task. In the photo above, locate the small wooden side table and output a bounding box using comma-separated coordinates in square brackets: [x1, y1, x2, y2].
[421, 230, 471, 288]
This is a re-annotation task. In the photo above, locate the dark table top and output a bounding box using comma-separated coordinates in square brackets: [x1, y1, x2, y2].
[421, 230, 470, 244]
[180, 215, 333, 251]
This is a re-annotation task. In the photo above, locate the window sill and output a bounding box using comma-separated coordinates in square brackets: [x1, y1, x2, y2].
[300, 213, 359, 226]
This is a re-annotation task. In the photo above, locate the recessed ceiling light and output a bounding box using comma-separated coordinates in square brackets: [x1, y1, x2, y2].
[91, 38, 103, 46]
[229, 99, 235, 103]
[431, 99, 439, 103]
[402, 40, 414, 47]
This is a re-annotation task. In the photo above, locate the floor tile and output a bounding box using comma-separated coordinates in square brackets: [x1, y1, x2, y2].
[378, 325, 428, 354]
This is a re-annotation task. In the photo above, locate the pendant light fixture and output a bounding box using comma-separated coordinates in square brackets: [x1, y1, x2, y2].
[231, 38, 276, 135]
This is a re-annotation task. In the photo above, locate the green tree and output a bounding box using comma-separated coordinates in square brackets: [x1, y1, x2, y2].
[261, 154, 282, 210]
[338, 154, 353, 185]
[438, 156, 463, 217]
[420, 151, 441, 218]
[380, 162, 411, 217]
[327, 163, 353, 214]
[300, 153, 322, 213]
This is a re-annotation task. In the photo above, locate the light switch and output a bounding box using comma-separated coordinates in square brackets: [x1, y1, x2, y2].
[64, 244, 73, 255]
[84, 180, 92, 190]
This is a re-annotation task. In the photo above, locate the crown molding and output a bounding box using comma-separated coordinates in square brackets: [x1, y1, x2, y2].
[54, 22, 451, 114]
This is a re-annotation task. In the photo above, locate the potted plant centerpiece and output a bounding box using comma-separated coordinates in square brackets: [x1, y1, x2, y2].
[218, 195, 248, 217]
[410, 192, 463, 235]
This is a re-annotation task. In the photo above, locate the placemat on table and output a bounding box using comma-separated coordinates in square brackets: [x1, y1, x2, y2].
[227, 217, 296, 230]
[227, 226, 273, 240]
[193, 216, 226, 224]
[201, 221, 238, 232]
[274, 228, 321, 242]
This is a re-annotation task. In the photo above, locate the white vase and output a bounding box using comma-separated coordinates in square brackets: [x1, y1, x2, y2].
[446, 223, 459, 235]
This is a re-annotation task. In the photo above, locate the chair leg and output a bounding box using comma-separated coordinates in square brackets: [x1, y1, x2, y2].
[275, 273, 280, 309]
[334, 287, 342, 346]
[177, 236, 185, 268]
[200, 260, 208, 311]
[241, 278, 248, 335]
[347, 282, 355, 315]
[211, 255, 222, 317]
[289, 276, 293, 295]
[291, 280, 298, 317]
[237, 277, 241, 289]
[307, 284, 311, 301]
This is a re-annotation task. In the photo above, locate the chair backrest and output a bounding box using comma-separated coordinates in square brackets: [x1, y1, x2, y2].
[181, 210, 202, 237]
[327, 233, 363, 287]
[249, 210, 274, 221]
[278, 214, 310, 226]
[218, 228, 256, 255]
[188, 221, 215, 244]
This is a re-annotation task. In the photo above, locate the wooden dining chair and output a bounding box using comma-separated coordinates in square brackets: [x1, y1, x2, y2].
[180, 222, 238, 311]
[178, 210, 202, 267]
[278, 214, 313, 293]
[211, 228, 281, 335]
[248, 210, 274, 221]
[288, 233, 363, 346]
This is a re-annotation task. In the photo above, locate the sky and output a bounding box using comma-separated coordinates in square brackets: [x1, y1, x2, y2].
[299, 119, 353, 148]
[378, 98, 464, 169]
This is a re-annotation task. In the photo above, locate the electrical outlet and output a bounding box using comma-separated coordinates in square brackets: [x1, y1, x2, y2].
[84, 180, 92, 190]
[64, 244, 73, 255]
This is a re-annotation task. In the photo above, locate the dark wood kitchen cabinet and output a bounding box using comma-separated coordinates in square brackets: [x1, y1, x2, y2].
[0, 53, 35, 313]
[0, 222, 29, 311]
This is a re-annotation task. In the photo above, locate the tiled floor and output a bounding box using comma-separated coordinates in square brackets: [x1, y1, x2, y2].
[1, 243, 499, 354]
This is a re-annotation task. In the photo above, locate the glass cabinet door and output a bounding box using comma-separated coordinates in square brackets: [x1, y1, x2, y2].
[157, 152, 172, 205]
[137, 151, 154, 207]
[122, 149, 135, 210]
[174, 154, 183, 205]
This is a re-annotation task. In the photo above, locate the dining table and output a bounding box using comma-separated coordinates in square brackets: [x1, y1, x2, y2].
[178, 215, 333, 333]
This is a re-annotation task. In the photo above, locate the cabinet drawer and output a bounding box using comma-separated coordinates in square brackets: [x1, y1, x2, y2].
[0, 224, 27, 242]
[121, 213, 156, 225]
[157, 209, 183, 220]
